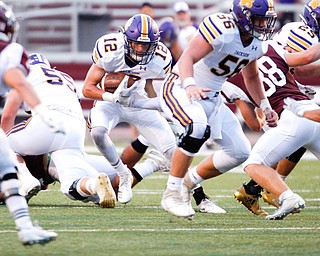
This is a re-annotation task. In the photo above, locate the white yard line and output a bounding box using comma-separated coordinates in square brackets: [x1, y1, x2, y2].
[1, 227, 319, 233]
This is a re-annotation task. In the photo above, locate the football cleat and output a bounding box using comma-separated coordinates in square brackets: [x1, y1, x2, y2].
[118, 172, 133, 204]
[262, 191, 280, 208]
[266, 193, 305, 220]
[161, 186, 195, 219]
[17, 170, 41, 203]
[147, 149, 171, 173]
[18, 226, 57, 246]
[234, 186, 268, 216]
[97, 173, 116, 208]
[197, 198, 226, 214]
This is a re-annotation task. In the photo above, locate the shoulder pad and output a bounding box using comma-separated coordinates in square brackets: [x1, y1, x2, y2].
[92, 33, 123, 64]
[199, 13, 236, 44]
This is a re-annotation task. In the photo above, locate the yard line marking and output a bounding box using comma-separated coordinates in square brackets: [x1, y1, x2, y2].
[1, 227, 319, 234]
[30, 205, 320, 210]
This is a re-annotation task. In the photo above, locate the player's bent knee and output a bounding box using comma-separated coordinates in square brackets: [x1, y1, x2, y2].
[1, 173, 20, 199]
[177, 123, 210, 154]
[91, 127, 108, 145]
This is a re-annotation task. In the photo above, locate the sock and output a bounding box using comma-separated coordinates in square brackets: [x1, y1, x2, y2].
[113, 160, 130, 176]
[133, 160, 155, 179]
[279, 189, 294, 202]
[193, 186, 207, 206]
[188, 167, 204, 184]
[244, 179, 263, 196]
[279, 175, 287, 181]
[130, 168, 143, 183]
[167, 175, 183, 190]
[80, 178, 93, 197]
[2, 178, 33, 229]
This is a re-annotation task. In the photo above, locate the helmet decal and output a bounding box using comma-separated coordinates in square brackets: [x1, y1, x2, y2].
[240, 0, 254, 8]
[309, 0, 320, 9]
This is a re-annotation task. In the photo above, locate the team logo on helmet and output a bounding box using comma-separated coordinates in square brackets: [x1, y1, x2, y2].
[309, 0, 320, 9]
[240, 0, 254, 8]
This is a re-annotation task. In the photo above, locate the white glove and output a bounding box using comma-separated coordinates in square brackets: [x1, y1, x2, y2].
[115, 91, 135, 107]
[102, 75, 129, 102]
[297, 83, 316, 99]
[283, 97, 305, 117]
[34, 104, 65, 134]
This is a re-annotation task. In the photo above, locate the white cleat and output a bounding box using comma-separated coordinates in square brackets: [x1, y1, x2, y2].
[97, 173, 116, 208]
[147, 149, 171, 173]
[18, 172, 41, 202]
[266, 193, 305, 220]
[18, 226, 57, 246]
[161, 187, 195, 219]
[197, 198, 226, 214]
[118, 173, 133, 204]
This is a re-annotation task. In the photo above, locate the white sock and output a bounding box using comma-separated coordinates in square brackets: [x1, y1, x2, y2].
[2, 178, 33, 229]
[167, 175, 183, 190]
[77, 178, 92, 197]
[279, 189, 294, 202]
[113, 160, 130, 176]
[189, 167, 204, 184]
[133, 160, 155, 179]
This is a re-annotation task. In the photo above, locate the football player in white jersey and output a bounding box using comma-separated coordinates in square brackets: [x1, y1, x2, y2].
[159, 0, 278, 219]
[0, 2, 59, 246]
[82, 14, 176, 204]
[6, 53, 119, 209]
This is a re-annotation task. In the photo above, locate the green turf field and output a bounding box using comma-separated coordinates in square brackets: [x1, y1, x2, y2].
[0, 159, 319, 256]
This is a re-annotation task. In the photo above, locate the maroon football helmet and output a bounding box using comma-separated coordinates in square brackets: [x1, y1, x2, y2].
[0, 2, 19, 42]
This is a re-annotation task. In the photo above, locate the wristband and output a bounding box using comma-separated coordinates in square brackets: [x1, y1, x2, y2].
[183, 77, 196, 88]
[102, 92, 115, 102]
[260, 99, 271, 111]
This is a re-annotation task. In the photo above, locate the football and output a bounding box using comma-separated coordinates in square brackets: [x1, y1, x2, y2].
[99, 72, 136, 93]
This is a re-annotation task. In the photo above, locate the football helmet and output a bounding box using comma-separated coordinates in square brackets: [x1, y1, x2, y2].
[159, 17, 179, 49]
[0, 1, 19, 42]
[231, 0, 277, 41]
[122, 14, 160, 65]
[28, 53, 51, 67]
[302, 0, 320, 40]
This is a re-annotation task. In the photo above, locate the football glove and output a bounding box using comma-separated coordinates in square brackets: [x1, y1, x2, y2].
[283, 97, 305, 117]
[34, 104, 65, 134]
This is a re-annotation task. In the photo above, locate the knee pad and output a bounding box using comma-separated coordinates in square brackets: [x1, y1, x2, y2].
[68, 179, 88, 201]
[1, 173, 20, 199]
[286, 147, 306, 163]
[177, 123, 210, 154]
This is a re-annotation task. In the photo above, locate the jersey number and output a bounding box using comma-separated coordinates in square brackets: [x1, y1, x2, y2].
[104, 38, 117, 52]
[41, 67, 77, 93]
[258, 56, 286, 97]
[210, 55, 249, 78]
